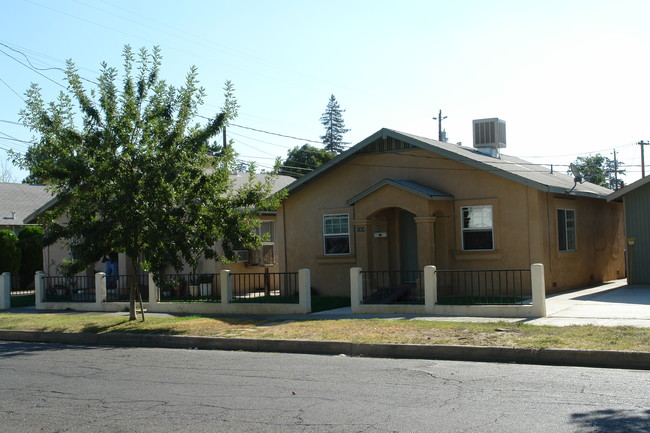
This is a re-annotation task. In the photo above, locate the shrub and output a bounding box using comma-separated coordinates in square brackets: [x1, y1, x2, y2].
[0, 230, 20, 274]
[18, 226, 43, 289]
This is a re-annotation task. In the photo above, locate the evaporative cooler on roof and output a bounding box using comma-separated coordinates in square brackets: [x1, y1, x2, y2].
[473, 118, 506, 156]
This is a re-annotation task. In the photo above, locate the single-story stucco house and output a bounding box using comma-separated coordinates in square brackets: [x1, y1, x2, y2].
[24, 173, 295, 279]
[275, 120, 626, 297]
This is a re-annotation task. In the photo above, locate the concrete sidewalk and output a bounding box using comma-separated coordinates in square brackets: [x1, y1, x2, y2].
[312, 279, 650, 327]
[6, 279, 650, 327]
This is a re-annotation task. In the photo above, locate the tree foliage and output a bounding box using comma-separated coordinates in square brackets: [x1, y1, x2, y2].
[320, 94, 349, 154]
[0, 230, 20, 274]
[280, 144, 335, 178]
[17, 46, 282, 320]
[570, 154, 625, 190]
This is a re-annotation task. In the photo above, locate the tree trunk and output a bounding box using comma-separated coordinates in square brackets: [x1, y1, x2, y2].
[127, 256, 145, 321]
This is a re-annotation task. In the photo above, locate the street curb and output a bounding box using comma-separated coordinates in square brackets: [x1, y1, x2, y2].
[1, 330, 648, 370]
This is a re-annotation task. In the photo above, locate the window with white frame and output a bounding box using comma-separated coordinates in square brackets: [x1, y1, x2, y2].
[323, 213, 350, 255]
[256, 221, 275, 265]
[557, 209, 576, 251]
[461, 205, 494, 250]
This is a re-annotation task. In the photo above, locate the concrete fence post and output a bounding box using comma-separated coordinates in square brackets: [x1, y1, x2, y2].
[531, 263, 547, 317]
[148, 272, 158, 303]
[350, 267, 362, 313]
[220, 270, 231, 304]
[35, 271, 46, 310]
[424, 266, 437, 314]
[95, 272, 106, 310]
[0, 272, 10, 310]
[298, 268, 311, 313]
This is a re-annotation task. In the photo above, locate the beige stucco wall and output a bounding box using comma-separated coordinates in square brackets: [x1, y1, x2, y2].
[281, 148, 625, 296]
[41, 213, 284, 278]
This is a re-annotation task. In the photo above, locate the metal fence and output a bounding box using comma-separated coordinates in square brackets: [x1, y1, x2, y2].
[230, 270, 299, 303]
[360, 270, 424, 305]
[436, 269, 532, 305]
[158, 274, 220, 302]
[9, 274, 35, 295]
[105, 274, 149, 302]
[43, 275, 96, 303]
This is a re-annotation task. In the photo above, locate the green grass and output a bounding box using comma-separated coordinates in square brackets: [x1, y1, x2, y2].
[1, 312, 649, 352]
[311, 296, 350, 312]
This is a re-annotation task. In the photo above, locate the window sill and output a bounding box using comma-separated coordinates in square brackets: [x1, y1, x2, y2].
[316, 255, 357, 265]
[453, 249, 502, 261]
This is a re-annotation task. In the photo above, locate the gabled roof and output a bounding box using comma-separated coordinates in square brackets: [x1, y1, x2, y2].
[0, 183, 53, 227]
[607, 175, 650, 202]
[286, 128, 612, 199]
[23, 174, 295, 224]
[346, 178, 453, 206]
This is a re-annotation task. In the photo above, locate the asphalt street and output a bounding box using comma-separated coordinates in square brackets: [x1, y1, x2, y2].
[0, 341, 649, 433]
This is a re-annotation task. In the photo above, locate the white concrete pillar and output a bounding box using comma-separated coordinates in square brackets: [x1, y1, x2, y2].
[350, 267, 362, 313]
[220, 270, 231, 304]
[298, 268, 311, 313]
[531, 263, 546, 317]
[95, 272, 106, 310]
[35, 271, 46, 310]
[424, 265, 437, 314]
[0, 272, 10, 310]
[148, 272, 158, 304]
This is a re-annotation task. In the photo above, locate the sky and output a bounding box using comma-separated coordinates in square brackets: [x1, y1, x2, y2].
[2, 0, 650, 185]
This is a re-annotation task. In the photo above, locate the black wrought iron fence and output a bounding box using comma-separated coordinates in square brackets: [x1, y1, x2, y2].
[105, 274, 149, 302]
[230, 270, 299, 303]
[360, 270, 424, 305]
[436, 269, 532, 305]
[43, 275, 96, 303]
[9, 274, 34, 295]
[158, 274, 219, 302]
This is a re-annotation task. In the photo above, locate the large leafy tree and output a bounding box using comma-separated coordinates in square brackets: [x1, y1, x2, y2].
[280, 144, 335, 178]
[320, 94, 349, 154]
[569, 154, 625, 190]
[18, 46, 280, 320]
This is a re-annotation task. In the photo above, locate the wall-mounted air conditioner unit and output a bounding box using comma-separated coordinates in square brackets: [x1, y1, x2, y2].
[234, 250, 249, 262]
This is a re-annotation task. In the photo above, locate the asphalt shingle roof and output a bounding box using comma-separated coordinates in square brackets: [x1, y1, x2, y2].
[0, 183, 53, 227]
[286, 128, 612, 199]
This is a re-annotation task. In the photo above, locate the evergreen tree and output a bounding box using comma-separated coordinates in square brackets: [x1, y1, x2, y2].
[320, 94, 349, 154]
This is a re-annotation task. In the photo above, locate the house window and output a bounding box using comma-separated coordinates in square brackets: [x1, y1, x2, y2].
[461, 205, 494, 250]
[258, 221, 275, 243]
[253, 221, 275, 266]
[323, 213, 350, 255]
[557, 209, 576, 251]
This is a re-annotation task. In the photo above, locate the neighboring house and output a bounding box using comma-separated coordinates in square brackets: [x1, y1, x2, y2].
[278, 121, 626, 296]
[608, 176, 650, 284]
[24, 173, 295, 278]
[0, 182, 52, 234]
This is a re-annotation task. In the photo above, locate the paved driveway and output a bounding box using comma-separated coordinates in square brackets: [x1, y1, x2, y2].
[529, 279, 650, 327]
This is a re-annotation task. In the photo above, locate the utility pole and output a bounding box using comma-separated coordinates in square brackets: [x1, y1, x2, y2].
[613, 149, 619, 190]
[638, 140, 649, 178]
[432, 109, 447, 142]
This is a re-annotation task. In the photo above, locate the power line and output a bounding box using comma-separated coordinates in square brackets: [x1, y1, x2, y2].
[231, 123, 322, 144]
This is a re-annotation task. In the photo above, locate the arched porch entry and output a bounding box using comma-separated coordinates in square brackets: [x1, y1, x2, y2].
[349, 182, 454, 274]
